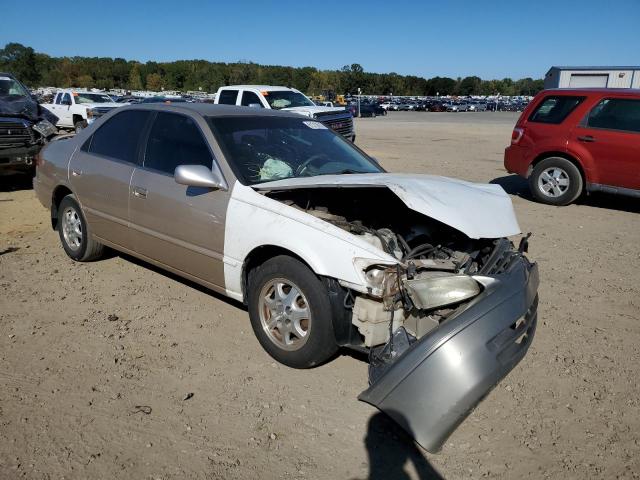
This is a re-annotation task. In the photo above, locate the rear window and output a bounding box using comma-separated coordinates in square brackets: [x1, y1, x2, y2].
[528, 96, 585, 124]
[587, 98, 640, 133]
[217, 90, 238, 105]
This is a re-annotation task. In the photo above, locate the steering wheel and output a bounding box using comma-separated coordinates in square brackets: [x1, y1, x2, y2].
[295, 153, 330, 176]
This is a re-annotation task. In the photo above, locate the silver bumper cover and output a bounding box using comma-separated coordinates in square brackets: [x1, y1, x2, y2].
[359, 256, 539, 452]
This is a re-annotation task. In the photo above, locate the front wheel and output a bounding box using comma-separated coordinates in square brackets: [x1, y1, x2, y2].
[529, 157, 583, 206]
[247, 255, 338, 368]
[74, 120, 87, 134]
[57, 195, 104, 261]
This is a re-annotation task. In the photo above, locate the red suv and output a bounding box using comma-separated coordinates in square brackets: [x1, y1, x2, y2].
[504, 89, 640, 205]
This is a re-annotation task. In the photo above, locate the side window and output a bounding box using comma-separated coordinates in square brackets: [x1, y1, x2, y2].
[587, 98, 640, 133]
[88, 110, 151, 163]
[54, 93, 61, 104]
[528, 96, 585, 124]
[61, 93, 72, 105]
[144, 112, 213, 175]
[241, 91, 263, 107]
[217, 89, 238, 105]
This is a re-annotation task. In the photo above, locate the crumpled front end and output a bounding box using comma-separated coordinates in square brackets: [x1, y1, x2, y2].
[257, 181, 538, 451]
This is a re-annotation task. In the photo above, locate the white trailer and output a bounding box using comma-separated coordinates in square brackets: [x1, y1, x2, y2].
[544, 66, 640, 89]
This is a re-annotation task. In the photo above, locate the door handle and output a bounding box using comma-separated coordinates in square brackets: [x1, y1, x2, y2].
[132, 186, 147, 199]
[577, 135, 595, 142]
[71, 169, 82, 177]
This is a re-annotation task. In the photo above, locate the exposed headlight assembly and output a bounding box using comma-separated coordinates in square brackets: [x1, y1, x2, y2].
[404, 273, 481, 310]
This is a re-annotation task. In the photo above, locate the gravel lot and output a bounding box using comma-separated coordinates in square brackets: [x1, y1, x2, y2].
[1, 112, 639, 479]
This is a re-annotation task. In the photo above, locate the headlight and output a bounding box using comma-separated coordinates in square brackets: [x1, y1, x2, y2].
[404, 274, 481, 310]
[353, 258, 396, 296]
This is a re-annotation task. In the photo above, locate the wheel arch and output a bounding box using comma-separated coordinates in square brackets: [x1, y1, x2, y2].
[530, 152, 587, 190]
[51, 185, 74, 230]
[241, 244, 315, 305]
[240, 243, 357, 348]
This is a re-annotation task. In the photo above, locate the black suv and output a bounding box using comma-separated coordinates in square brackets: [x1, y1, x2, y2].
[1, 73, 58, 173]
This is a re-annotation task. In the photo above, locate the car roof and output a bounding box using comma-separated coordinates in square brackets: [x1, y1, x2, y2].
[117, 102, 309, 119]
[220, 85, 298, 92]
[542, 88, 640, 97]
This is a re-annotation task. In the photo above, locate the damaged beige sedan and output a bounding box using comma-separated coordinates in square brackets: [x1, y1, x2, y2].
[34, 104, 539, 452]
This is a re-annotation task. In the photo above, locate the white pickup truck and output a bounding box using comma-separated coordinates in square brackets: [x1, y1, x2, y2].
[215, 85, 356, 142]
[42, 90, 123, 133]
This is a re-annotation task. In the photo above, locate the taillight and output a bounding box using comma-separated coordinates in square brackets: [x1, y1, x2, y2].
[511, 127, 524, 144]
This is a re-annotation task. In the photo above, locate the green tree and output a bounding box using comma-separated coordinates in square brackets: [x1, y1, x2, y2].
[145, 73, 163, 91]
[0, 42, 40, 84]
[76, 74, 94, 88]
[128, 63, 143, 90]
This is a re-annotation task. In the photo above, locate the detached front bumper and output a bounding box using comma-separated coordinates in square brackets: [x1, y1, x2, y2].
[359, 255, 539, 453]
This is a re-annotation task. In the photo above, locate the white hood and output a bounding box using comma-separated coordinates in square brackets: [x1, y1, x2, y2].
[253, 173, 521, 239]
[283, 105, 349, 116]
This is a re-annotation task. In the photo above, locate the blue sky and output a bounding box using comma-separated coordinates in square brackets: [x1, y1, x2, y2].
[1, 0, 638, 79]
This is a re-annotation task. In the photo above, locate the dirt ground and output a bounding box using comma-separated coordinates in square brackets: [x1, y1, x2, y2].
[1, 112, 639, 480]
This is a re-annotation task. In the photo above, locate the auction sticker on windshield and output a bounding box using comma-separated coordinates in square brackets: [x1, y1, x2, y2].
[303, 121, 327, 129]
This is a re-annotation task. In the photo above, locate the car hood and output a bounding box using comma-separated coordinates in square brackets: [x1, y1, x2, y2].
[252, 173, 521, 239]
[0, 95, 39, 120]
[282, 105, 349, 116]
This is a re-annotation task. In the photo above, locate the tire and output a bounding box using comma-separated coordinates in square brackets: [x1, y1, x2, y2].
[57, 195, 105, 261]
[74, 120, 88, 134]
[247, 255, 338, 368]
[529, 157, 583, 206]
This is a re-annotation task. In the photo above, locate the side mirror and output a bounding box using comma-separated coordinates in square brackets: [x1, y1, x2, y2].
[174, 165, 226, 189]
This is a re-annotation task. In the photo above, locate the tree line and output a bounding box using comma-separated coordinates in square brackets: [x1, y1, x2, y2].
[1, 43, 544, 97]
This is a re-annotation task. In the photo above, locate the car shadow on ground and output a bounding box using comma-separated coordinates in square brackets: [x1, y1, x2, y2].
[113, 251, 248, 311]
[491, 174, 640, 214]
[358, 412, 444, 480]
[0, 172, 34, 193]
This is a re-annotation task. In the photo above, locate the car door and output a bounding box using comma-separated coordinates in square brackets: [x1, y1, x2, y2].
[68, 109, 152, 248]
[58, 93, 74, 127]
[129, 111, 230, 289]
[570, 97, 640, 190]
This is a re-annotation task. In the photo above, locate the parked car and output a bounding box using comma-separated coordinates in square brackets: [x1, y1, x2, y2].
[0, 72, 58, 173]
[34, 103, 538, 453]
[504, 88, 640, 205]
[215, 85, 355, 142]
[468, 101, 487, 112]
[426, 101, 447, 112]
[41, 90, 123, 133]
[444, 102, 468, 112]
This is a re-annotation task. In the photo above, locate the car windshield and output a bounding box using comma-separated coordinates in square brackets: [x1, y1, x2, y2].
[74, 93, 113, 104]
[263, 91, 316, 109]
[0, 76, 29, 97]
[208, 115, 382, 184]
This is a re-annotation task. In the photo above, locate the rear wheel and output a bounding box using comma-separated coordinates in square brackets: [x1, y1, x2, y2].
[247, 255, 337, 368]
[529, 157, 583, 206]
[57, 195, 104, 261]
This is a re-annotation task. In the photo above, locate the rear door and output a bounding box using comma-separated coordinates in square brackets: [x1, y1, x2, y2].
[570, 97, 640, 189]
[216, 89, 240, 106]
[69, 110, 152, 247]
[129, 111, 230, 289]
